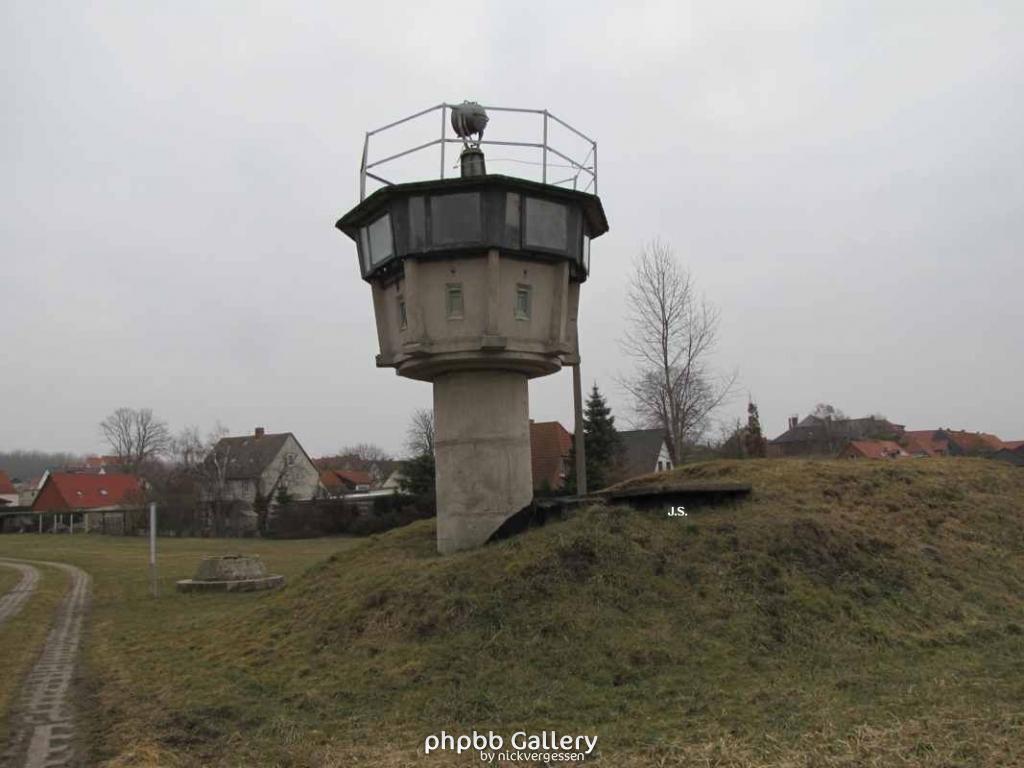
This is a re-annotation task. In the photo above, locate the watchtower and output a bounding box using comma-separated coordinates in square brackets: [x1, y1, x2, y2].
[336, 102, 608, 553]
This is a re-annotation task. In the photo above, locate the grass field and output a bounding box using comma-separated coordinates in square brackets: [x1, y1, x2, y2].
[0, 458, 1022, 767]
[0, 535, 356, 765]
[0, 566, 20, 596]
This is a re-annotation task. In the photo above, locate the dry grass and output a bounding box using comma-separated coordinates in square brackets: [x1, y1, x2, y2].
[0, 565, 20, 596]
[0, 536, 356, 765]
[2, 458, 1023, 766]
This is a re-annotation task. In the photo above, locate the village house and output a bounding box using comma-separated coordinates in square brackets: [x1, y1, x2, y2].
[529, 421, 573, 492]
[380, 468, 406, 490]
[313, 455, 399, 489]
[0, 471, 18, 507]
[900, 429, 1005, 457]
[618, 429, 674, 478]
[16, 476, 44, 508]
[318, 468, 373, 497]
[203, 428, 320, 531]
[838, 440, 909, 460]
[990, 441, 1024, 467]
[30, 472, 144, 533]
[527, 423, 674, 493]
[769, 415, 905, 457]
[900, 431, 949, 457]
[0, 470, 29, 531]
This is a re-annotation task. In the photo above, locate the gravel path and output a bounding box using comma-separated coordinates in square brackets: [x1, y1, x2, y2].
[0, 562, 40, 627]
[0, 559, 91, 768]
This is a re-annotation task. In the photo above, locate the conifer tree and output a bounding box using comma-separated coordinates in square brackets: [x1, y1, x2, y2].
[567, 384, 623, 493]
[399, 452, 435, 498]
[743, 400, 767, 458]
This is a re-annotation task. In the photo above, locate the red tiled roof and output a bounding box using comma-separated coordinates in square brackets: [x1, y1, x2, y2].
[31, 473, 143, 512]
[944, 431, 1004, 453]
[319, 469, 343, 490]
[843, 440, 907, 459]
[902, 429, 1005, 456]
[336, 469, 373, 486]
[0, 471, 16, 496]
[530, 421, 573, 491]
[319, 468, 373, 490]
[902, 431, 949, 457]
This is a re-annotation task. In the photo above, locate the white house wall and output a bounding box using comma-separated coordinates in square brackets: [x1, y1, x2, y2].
[655, 442, 673, 472]
[260, 434, 320, 503]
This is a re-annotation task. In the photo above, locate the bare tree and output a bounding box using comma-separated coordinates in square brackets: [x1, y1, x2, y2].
[808, 404, 849, 454]
[715, 417, 746, 459]
[404, 408, 435, 457]
[620, 240, 737, 463]
[170, 426, 206, 471]
[99, 407, 171, 473]
[166, 423, 237, 535]
[145, 425, 216, 535]
[337, 443, 392, 463]
[811, 403, 847, 421]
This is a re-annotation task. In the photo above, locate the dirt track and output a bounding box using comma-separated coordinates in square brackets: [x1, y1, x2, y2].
[0, 559, 91, 768]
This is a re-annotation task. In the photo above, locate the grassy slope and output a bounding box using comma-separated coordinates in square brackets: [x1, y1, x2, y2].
[5, 458, 1024, 767]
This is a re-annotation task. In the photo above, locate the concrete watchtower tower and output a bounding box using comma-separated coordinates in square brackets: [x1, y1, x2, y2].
[336, 102, 608, 554]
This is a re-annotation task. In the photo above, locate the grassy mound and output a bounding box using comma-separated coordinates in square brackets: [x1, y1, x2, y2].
[95, 459, 1024, 766]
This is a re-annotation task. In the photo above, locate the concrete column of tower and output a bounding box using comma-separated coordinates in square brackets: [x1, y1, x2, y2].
[433, 369, 532, 554]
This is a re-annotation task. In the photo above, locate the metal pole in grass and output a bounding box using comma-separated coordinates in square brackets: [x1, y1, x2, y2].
[573, 362, 587, 496]
[148, 502, 158, 597]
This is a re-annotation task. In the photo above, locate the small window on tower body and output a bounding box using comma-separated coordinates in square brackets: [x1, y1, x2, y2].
[446, 284, 464, 319]
[398, 297, 407, 330]
[515, 284, 532, 320]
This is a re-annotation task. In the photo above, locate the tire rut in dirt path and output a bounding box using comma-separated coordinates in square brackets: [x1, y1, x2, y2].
[0, 560, 91, 768]
[0, 562, 39, 627]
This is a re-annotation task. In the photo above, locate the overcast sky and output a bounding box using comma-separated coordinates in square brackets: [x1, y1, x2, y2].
[3, 1, 1022, 458]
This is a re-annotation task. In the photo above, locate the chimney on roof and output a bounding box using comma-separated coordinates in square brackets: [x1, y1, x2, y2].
[788, 415, 798, 430]
[254, 427, 265, 438]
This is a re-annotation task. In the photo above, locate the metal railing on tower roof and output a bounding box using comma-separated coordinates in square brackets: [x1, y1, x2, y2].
[358, 103, 598, 201]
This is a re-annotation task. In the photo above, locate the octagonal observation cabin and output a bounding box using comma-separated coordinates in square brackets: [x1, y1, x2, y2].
[336, 103, 608, 382]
